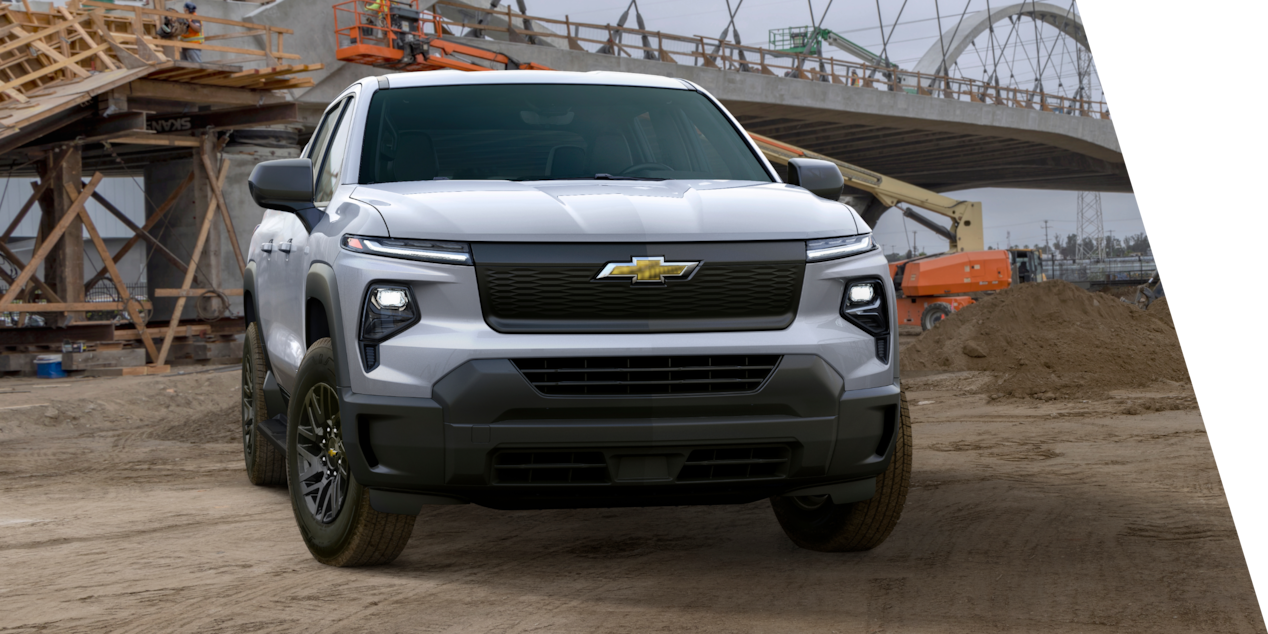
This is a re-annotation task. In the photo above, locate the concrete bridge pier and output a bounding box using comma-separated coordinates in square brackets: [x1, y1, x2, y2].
[144, 137, 300, 322]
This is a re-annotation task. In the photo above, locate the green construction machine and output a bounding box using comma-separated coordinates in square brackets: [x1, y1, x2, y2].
[768, 26, 898, 70]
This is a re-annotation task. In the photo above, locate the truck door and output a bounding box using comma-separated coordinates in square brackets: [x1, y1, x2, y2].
[258, 96, 352, 392]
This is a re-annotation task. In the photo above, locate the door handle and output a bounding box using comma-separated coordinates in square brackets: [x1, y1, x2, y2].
[278, 239, 293, 254]
[260, 239, 273, 253]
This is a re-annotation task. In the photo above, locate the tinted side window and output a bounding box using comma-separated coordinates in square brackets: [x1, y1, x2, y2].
[306, 98, 346, 188]
[314, 99, 355, 206]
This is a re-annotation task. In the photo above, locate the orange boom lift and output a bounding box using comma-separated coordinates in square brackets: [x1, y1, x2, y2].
[334, 0, 551, 72]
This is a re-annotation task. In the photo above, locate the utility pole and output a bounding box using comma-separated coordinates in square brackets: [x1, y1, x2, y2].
[912, 231, 917, 256]
[1076, 191, 1104, 261]
[1042, 220, 1050, 256]
[1006, 231, 1011, 249]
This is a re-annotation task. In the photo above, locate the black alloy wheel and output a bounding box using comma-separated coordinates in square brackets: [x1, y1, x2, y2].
[295, 383, 349, 524]
[286, 337, 415, 566]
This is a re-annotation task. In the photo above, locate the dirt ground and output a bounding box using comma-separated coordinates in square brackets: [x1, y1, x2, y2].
[0, 360, 1263, 633]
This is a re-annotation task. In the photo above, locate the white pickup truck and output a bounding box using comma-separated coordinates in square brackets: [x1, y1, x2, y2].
[241, 69, 909, 567]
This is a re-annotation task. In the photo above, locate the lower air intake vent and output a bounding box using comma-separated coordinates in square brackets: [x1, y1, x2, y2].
[492, 450, 608, 484]
[677, 445, 791, 481]
[512, 355, 781, 396]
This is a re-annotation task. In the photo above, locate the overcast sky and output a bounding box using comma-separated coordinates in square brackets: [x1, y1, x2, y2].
[530, 0, 1143, 254]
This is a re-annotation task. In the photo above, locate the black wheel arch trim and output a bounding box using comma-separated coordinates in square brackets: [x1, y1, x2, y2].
[304, 261, 351, 389]
[242, 260, 271, 375]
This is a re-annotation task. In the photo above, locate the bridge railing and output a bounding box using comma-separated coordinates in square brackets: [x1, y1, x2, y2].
[433, 1, 1109, 120]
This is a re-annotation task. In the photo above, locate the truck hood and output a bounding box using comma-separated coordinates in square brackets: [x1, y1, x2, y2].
[349, 180, 862, 242]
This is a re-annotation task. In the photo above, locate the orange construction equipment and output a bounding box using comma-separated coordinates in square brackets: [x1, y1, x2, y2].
[334, 0, 551, 72]
[890, 249, 1042, 330]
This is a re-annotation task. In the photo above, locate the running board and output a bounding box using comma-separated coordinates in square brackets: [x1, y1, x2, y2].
[259, 414, 287, 453]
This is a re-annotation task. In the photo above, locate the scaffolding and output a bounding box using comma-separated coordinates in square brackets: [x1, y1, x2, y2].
[0, 1, 319, 375]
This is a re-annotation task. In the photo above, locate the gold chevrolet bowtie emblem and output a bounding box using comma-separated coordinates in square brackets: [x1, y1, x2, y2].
[596, 256, 700, 284]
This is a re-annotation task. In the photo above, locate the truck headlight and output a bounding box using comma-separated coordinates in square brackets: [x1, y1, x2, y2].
[359, 283, 419, 371]
[342, 235, 472, 265]
[840, 278, 890, 363]
[806, 234, 874, 262]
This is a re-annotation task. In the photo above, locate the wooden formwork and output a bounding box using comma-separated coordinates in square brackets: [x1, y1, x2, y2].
[0, 0, 320, 375]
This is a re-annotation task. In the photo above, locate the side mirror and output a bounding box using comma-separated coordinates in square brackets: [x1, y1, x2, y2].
[787, 158, 844, 201]
[248, 158, 322, 232]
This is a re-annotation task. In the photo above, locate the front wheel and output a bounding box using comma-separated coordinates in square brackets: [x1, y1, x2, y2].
[770, 390, 911, 552]
[287, 338, 415, 567]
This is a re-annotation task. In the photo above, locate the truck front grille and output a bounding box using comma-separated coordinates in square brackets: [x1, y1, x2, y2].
[512, 355, 781, 396]
[470, 241, 806, 334]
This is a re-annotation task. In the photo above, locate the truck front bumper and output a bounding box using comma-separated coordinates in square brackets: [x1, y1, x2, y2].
[338, 354, 902, 510]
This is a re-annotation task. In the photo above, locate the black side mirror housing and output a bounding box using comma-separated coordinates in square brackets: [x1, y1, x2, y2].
[248, 158, 322, 232]
[787, 157, 845, 201]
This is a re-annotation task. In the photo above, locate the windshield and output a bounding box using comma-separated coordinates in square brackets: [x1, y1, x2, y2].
[358, 83, 773, 184]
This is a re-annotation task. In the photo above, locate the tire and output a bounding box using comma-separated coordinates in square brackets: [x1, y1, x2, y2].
[920, 302, 953, 331]
[242, 323, 285, 486]
[286, 337, 415, 567]
[771, 390, 912, 552]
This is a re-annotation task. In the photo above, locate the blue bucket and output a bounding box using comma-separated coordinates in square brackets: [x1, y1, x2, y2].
[35, 355, 65, 379]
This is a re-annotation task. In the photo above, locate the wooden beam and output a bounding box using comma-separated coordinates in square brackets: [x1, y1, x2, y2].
[18, 111, 146, 149]
[84, 1, 295, 33]
[0, 241, 63, 304]
[153, 288, 244, 297]
[198, 143, 244, 274]
[73, 181, 159, 362]
[89, 11, 148, 70]
[0, 16, 93, 61]
[0, 107, 92, 156]
[83, 179, 193, 279]
[4, 301, 152, 312]
[58, 7, 118, 72]
[0, 172, 101, 312]
[155, 160, 227, 366]
[0, 147, 73, 241]
[110, 135, 201, 147]
[111, 32, 302, 60]
[84, 170, 194, 291]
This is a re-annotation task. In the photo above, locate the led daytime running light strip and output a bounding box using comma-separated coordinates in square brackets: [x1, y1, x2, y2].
[363, 239, 471, 264]
[806, 235, 873, 261]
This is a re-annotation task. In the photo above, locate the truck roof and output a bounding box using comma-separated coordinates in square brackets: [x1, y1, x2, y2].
[377, 69, 693, 91]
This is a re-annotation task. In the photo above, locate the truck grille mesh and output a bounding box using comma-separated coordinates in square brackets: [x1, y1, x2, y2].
[512, 355, 781, 396]
[492, 451, 609, 484]
[476, 263, 803, 333]
[490, 445, 792, 485]
[677, 446, 791, 481]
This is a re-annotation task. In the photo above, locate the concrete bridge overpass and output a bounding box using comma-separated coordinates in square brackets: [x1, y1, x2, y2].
[240, 0, 1125, 196]
[194, 0, 1128, 227]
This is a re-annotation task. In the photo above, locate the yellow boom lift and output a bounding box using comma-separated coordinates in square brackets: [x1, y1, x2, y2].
[748, 133, 983, 253]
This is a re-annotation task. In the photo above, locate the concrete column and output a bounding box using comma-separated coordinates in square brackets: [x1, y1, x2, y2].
[144, 135, 299, 322]
[35, 146, 85, 317]
[144, 151, 206, 322]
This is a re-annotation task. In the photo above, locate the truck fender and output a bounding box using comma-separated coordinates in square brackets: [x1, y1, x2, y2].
[304, 262, 351, 389]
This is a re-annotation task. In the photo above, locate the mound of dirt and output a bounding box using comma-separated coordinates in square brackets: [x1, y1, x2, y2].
[1149, 297, 1174, 329]
[900, 280, 1188, 398]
